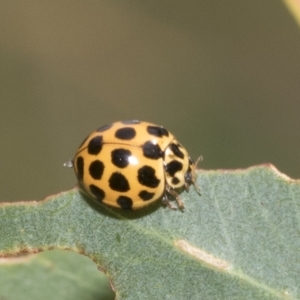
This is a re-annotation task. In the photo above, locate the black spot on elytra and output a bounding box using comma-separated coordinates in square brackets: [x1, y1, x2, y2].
[138, 190, 155, 201]
[89, 160, 104, 180]
[142, 141, 163, 159]
[97, 123, 113, 132]
[170, 143, 184, 159]
[88, 136, 103, 155]
[137, 166, 160, 188]
[147, 125, 169, 137]
[115, 127, 136, 140]
[116, 196, 133, 209]
[111, 148, 131, 168]
[76, 156, 84, 181]
[165, 160, 183, 177]
[109, 172, 130, 192]
[171, 177, 180, 185]
[89, 184, 105, 202]
[121, 120, 140, 125]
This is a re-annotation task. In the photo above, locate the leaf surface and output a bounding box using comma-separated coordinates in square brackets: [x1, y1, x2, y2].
[0, 165, 299, 299]
[0, 250, 114, 300]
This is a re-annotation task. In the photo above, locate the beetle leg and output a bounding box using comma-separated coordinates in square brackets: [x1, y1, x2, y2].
[193, 181, 201, 195]
[193, 155, 203, 195]
[63, 159, 74, 168]
[166, 185, 184, 209]
[184, 182, 190, 192]
[162, 192, 177, 210]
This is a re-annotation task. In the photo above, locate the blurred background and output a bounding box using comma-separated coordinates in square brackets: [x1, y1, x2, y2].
[0, 0, 300, 203]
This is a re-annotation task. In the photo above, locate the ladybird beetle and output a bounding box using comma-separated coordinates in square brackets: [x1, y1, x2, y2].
[66, 120, 200, 210]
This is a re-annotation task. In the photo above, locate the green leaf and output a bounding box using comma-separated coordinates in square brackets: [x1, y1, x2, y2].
[0, 250, 114, 300]
[1, 165, 299, 299]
